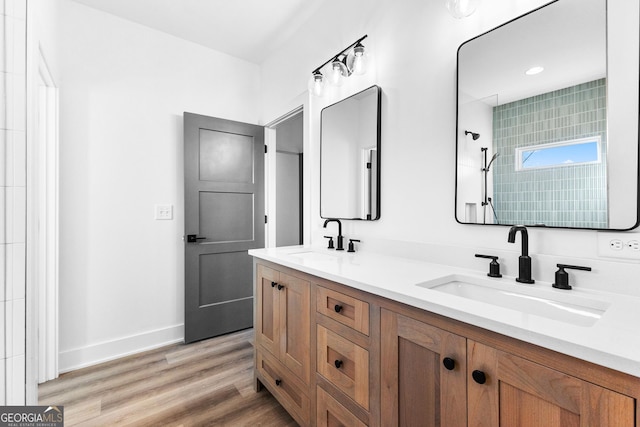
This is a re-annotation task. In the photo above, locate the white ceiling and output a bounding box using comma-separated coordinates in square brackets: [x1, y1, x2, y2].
[458, 0, 606, 106]
[70, 0, 325, 64]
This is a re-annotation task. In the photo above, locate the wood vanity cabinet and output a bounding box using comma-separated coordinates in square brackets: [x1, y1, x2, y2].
[380, 307, 637, 427]
[315, 284, 376, 426]
[255, 264, 311, 425]
[254, 260, 640, 427]
[467, 340, 635, 427]
[380, 309, 467, 426]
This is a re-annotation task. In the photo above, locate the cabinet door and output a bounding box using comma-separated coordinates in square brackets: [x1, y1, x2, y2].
[468, 340, 635, 427]
[279, 272, 311, 385]
[256, 265, 280, 357]
[380, 309, 467, 427]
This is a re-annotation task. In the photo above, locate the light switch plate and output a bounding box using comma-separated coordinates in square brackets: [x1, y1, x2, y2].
[155, 204, 173, 220]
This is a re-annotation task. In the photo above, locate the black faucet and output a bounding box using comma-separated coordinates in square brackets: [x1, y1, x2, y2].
[323, 219, 344, 251]
[507, 226, 535, 284]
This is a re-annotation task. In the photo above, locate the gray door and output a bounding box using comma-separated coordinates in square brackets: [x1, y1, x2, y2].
[184, 112, 264, 343]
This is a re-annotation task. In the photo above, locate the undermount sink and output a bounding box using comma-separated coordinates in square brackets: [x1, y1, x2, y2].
[288, 251, 339, 262]
[417, 274, 610, 327]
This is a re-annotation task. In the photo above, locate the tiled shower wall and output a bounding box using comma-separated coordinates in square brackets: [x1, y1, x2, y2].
[492, 79, 607, 228]
[1, 0, 27, 405]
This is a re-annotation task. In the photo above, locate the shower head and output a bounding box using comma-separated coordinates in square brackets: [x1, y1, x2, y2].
[486, 152, 500, 171]
[465, 130, 480, 140]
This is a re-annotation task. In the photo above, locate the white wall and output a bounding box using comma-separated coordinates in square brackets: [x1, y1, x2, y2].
[56, 0, 260, 371]
[1, 0, 27, 405]
[260, 0, 640, 296]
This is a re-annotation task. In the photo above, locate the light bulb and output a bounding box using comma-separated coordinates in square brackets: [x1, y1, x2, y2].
[446, 0, 479, 18]
[350, 43, 368, 75]
[328, 58, 347, 86]
[308, 71, 325, 97]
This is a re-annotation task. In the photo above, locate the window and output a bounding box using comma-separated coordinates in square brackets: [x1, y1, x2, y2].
[515, 137, 601, 171]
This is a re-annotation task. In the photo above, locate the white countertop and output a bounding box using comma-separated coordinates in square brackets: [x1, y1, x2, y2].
[249, 245, 640, 378]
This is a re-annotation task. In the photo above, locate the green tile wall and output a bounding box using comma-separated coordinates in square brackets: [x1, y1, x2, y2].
[492, 79, 607, 228]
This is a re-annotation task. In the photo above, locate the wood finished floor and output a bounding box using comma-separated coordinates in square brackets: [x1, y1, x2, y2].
[38, 329, 297, 426]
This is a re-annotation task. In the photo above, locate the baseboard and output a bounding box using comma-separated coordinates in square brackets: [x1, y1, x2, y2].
[58, 324, 184, 373]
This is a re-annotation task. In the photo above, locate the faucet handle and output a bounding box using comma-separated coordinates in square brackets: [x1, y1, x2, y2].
[324, 235, 335, 249]
[347, 239, 361, 253]
[552, 264, 592, 290]
[475, 254, 502, 278]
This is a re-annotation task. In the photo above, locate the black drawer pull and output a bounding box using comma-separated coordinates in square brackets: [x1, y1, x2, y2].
[472, 370, 487, 384]
[334, 360, 343, 369]
[275, 379, 282, 386]
[271, 281, 277, 288]
[443, 357, 456, 371]
[334, 304, 343, 313]
[277, 284, 284, 291]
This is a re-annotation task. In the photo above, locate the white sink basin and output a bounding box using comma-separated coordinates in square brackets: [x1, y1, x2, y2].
[417, 274, 609, 327]
[288, 251, 340, 262]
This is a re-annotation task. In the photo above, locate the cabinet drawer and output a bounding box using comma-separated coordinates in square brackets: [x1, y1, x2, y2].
[317, 325, 369, 410]
[317, 386, 368, 427]
[317, 286, 369, 335]
[257, 351, 310, 425]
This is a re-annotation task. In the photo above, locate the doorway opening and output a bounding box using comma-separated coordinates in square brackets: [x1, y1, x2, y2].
[265, 108, 304, 247]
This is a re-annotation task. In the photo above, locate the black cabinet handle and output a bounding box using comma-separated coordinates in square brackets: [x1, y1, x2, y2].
[275, 379, 282, 386]
[334, 360, 343, 369]
[271, 282, 277, 288]
[472, 370, 487, 384]
[443, 357, 456, 371]
[277, 284, 284, 291]
[334, 304, 343, 313]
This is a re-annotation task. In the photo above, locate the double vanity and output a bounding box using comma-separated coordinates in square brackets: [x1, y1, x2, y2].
[250, 0, 640, 424]
[250, 246, 640, 426]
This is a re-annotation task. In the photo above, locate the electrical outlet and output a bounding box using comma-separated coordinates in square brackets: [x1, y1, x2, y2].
[597, 232, 640, 260]
[610, 239, 624, 250]
[155, 204, 173, 220]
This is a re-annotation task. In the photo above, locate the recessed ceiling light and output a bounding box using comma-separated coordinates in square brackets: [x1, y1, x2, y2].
[525, 66, 544, 76]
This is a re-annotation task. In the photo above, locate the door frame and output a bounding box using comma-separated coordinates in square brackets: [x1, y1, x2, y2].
[265, 105, 304, 248]
[28, 48, 59, 383]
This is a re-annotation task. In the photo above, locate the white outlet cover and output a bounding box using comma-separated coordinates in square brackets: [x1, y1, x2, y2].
[597, 232, 640, 260]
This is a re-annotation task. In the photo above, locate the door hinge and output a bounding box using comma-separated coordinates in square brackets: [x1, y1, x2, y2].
[366, 162, 372, 169]
[265, 215, 268, 224]
[264, 145, 268, 154]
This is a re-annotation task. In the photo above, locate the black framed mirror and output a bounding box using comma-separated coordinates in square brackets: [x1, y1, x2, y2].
[455, 0, 639, 230]
[320, 85, 381, 220]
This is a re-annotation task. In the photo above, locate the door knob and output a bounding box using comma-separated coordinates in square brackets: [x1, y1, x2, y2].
[186, 234, 207, 243]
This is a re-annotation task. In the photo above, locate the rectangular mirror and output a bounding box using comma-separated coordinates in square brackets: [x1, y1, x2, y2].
[455, 0, 639, 230]
[321, 85, 381, 220]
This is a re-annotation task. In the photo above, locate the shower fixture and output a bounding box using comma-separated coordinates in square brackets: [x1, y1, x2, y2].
[481, 147, 499, 224]
[465, 130, 480, 140]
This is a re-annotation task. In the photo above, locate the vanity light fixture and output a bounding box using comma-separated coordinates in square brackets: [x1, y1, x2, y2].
[525, 66, 545, 76]
[309, 35, 368, 97]
[446, 0, 479, 18]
